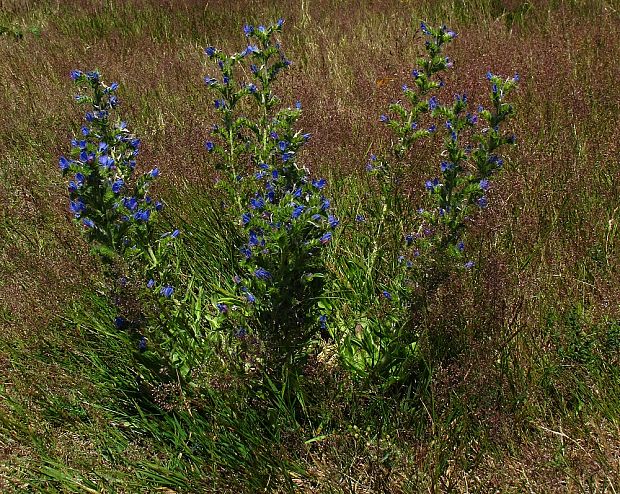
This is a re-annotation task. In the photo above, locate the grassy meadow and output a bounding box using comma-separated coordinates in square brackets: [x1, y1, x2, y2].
[1, 0, 620, 492]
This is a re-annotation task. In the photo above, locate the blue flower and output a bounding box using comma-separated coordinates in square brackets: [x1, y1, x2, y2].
[250, 196, 264, 209]
[242, 44, 259, 56]
[134, 209, 151, 222]
[479, 178, 489, 190]
[205, 141, 214, 152]
[328, 215, 339, 228]
[160, 285, 174, 298]
[112, 179, 124, 194]
[412, 69, 420, 78]
[486, 71, 493, 81]
[247, 83, 257, 93]
[477, 196, 488, 208]
[72, 139, 87, 150]
[98, 155, 114, 168]
[277, 18, 284, 28]
[80, 150, 94, 163]
[425, 178, 439, 191]
[254, 267, 272, 280]
[382, 290, 392, 299]
[242, 212, 252, 225]
[150, 168, 159, 178]
[205, 46, 216, 57]
[312, 178, 326, 189]
[467, 113, 478, 125]
[248, 230, 260, 247]
[123, 197, 138, 211]
[488, 155, 504, 167]
[379, 114, 389, 123]
[420, 21, 430, 35]
[147, 279, 155, 288]
[278, 140, 288, 151]
[245, 292, 256, 303]
[292, 204, 305, 219]
[171, 229, 180, 238]
[465, 260, 475, 269]
[295, 101, 302, 110]
[217, 303, 228, 314]
[240, 246, 252, 259]
[320, 232, 332, 244]
[70, 70, 83, 80]
[204, 76, 217, 86]
[86, 70, 100, 82]
[59, 156, 70, 171]
[138, 336, 147, 352]
[319, 315, 327, 329]
[243, 24, 254, 36]
[70, 198, 86, 215]
[428, 96, 438, 111]
[82, 218, 95, 228]
[457, 241, 465, 252]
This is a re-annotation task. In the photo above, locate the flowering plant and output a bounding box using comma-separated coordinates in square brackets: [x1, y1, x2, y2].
[205, 20, 337, 374]
[334, 22, 519, 388]
[61, 70, 186, 364]
[59, 70, 162, 261]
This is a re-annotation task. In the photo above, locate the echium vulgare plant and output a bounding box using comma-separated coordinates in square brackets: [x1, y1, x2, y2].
[364, 23, 456, 282]
[204, 20, 337, 374]
[59, 70, 164, 262]
[340, 23, 519, 387]
[372, 22, 518, 280]
[60, 71, 182, 357]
